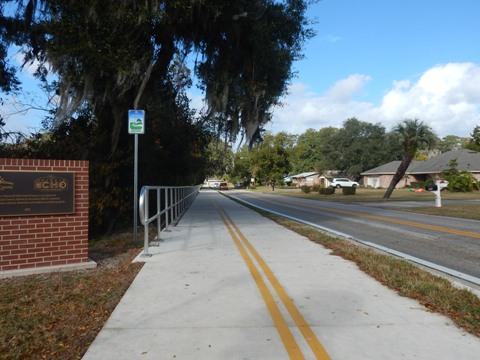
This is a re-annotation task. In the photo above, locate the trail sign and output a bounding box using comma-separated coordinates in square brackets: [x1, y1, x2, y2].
[128, 109, 145, 243]
[128, 110, 145, 134]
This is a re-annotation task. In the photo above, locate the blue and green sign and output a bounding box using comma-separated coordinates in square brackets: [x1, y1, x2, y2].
[128, 110, 145, 134]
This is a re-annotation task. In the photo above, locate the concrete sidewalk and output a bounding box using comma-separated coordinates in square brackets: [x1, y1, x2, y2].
[82, 190, 480, 360]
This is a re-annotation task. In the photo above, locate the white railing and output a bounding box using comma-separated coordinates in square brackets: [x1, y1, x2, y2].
[139, 185, 200, 256]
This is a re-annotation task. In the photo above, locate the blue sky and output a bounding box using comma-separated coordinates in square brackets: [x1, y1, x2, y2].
[266, 0, 480, 138]
[3, 0, 480, 140]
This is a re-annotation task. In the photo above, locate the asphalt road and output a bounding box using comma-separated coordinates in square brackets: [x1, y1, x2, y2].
[228, 190, 480, 284]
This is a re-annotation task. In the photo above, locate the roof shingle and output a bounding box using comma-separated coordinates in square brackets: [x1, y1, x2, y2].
[361, 150, 480, 175]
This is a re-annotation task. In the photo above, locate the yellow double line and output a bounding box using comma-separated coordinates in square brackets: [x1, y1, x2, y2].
[272, 197, 480, 239]
[336, 209, 480, 238]
[218, 206, 331, 360]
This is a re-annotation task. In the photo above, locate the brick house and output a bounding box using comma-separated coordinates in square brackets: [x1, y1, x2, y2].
[361, 149, 480, 188]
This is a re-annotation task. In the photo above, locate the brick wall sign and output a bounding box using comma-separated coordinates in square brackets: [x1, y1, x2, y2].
[0, 171, 75, 216]
[0, 158, 93, 277]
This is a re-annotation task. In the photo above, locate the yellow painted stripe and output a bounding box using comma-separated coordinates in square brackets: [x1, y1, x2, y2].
[218, 209, 305, 359]
[342, 210, 480, 238]
[271, 197, 480, 239]
[222, 211, 331, 360]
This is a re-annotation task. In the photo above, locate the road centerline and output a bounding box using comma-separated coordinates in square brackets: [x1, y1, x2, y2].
[262, 195, 480, 239]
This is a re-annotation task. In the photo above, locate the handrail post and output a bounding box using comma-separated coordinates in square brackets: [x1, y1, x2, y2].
[180, 187, 183, 214]
[143, 188, 150, 257]
[176, 188, 180, 219]
[165, 187, 169, 230]
[156, 188, 161, 240]
[170, 188, 174, 224]
[172, 188, 176, 221]
[184, 188, 187, 212]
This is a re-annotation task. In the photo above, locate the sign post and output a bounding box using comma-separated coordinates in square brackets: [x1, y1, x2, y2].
[128, 110, 145, 242]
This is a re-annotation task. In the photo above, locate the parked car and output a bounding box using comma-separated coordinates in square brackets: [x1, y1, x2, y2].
[219, 182, 228, 190]
[329, 178, 359, 188]
[210, 182, 220, 189]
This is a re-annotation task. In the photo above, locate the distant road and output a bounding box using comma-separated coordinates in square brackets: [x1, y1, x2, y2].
[228, 191, 480, 284]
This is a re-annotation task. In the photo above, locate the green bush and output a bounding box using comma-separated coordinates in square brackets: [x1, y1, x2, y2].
[319, 187, 335, 195]
[445, 172, 476, 192]
[410, 181, 425, 189]
[300, 186, 311, 193]
[342, 187, 356, 195]
[441, 160, 478, 192]
[442, 168, 477, 192]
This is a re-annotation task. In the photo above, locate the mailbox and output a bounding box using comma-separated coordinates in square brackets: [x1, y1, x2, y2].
[437, 180, 449, 190]
[425, 184, 438, 191]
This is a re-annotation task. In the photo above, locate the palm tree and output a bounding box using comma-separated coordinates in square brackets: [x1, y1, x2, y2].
[383, 119, 436, 198]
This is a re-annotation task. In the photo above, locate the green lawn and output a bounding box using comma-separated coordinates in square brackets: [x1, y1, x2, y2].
[248, 186, 480, 220]
[257, 185, 480, 201]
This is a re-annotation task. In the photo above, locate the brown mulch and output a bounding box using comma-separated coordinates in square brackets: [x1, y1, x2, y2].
[0, 233, 144, 360]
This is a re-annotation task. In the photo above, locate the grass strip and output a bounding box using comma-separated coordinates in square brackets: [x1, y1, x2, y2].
[395, 204, 480, 221]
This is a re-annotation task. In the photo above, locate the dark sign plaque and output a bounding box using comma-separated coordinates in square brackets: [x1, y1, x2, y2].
[0, 171, 75, 216]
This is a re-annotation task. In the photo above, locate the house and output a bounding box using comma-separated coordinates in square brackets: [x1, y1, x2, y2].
[361, 149, 480, 188]
[290, 172, 319, 187]
[289, 171, 342, 188]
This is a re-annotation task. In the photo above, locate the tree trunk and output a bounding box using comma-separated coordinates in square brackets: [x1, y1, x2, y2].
[383, 153, 414, 198]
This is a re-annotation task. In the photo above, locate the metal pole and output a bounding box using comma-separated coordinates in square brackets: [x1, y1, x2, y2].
[156, 188, 161, 240]
[165, 187, 169, 230]
[143, 188, 149, 256]
[133, 133, 139, 242]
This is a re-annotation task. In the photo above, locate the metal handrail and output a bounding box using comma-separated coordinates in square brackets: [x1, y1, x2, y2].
[139, 185, 200, 256]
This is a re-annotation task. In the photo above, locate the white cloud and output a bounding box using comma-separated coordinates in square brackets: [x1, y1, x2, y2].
[1, 95, 47, 135]
[13, 49, 41, 77]
[324, 74, 371, 102]
[322, 34, 342, 43]
[269, 63, 480, 138]
[1, 48, 57, 134]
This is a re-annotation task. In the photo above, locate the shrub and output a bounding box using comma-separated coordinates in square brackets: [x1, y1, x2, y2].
[319, 187, 335, 195]
[300, 186, 311, 193]
[443, 169, 477, 192]
[342, 187, 356, 195]
[445, 172, 476, 192]
[410, 181, 425, 189]
[441, 159, 478, 192]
